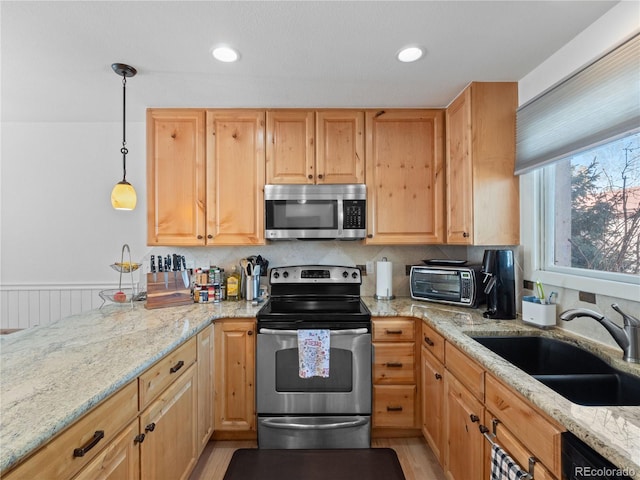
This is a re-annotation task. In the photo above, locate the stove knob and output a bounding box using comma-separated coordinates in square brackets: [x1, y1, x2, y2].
[352, 272, 358, 279]
[342, 271, 349, 278]
[273, 272, 280, 279]
[283, 271, 289, 278]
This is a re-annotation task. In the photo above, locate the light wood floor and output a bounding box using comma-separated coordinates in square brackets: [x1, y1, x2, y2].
[189, 437, 446, 480]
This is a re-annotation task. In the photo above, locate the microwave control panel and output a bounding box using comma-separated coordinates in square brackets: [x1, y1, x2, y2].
[343, 200, 366, 229]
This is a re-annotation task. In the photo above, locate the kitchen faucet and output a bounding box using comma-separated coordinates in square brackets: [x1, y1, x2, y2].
[559, 304, 640, 363]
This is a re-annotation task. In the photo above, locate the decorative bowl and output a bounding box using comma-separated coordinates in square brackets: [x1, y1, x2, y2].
[110, 262, 141, 273]
[99, 288, 139, 305]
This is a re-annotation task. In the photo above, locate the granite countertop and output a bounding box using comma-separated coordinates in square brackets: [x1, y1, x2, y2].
[364, 297, 640, 478]
[1, 297, 639, 477]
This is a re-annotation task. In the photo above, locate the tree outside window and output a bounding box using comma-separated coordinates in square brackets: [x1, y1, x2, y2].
[553, 131, 640, 276]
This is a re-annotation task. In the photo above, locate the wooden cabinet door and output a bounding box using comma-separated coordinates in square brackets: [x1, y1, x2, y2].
[140, 363, 198, 480]
[445, 90, 473, 244]
[316, 110, 364, 184]
[206, 110, 265, 245]
[147, 109, 206, 246]
[197, 325, 214, 455]
[214, 319, 256, 432]
[445, 82, 519, 245]
[444, 372, 484, 480]
[266, 110, 315, 184]
[72, 419, 139, 480]
[421, 345, 444, 465]
[365, 109, 445, 244]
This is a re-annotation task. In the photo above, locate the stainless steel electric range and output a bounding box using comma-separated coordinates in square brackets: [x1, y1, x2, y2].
[256, 265, 372, 449]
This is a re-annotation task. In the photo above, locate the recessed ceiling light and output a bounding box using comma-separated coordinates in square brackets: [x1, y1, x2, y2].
[397, 46, 424, 63]
[212, 46, 239, 63]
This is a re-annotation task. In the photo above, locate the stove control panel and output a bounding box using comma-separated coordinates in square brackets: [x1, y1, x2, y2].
[269, 265, 362, 284]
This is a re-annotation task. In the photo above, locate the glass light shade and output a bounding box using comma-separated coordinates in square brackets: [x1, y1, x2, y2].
[111, 181, 137, 210]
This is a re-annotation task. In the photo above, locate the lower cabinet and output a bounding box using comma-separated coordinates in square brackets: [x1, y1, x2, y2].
[420, 327, 565, 480]
[372, 317, 420, 432]
[72, 419, 140, 480]
[197, 325, 215, 454]
[421, 345, 444, 463]
[214, 318, 256, 435]
[139, 362, 198, 480]
[443, 371, 484, 480]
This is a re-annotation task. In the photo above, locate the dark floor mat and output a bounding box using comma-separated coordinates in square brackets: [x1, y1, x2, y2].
[223, 448, 406, 480]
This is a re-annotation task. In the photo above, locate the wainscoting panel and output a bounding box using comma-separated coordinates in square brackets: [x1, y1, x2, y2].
[0, 284, 119, 330]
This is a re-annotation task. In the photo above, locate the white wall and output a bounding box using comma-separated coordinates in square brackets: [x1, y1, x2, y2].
[518, 1, 640, 347]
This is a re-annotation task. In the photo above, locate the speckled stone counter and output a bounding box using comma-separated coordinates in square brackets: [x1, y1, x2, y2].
[365, 297, 640, 478]
[1, 297, 639, 478]
[0, 300, 261, 474]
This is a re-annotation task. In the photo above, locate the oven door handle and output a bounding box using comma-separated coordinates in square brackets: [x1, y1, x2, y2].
[259, 328, 368, 336]
[260, 417, 369, 430]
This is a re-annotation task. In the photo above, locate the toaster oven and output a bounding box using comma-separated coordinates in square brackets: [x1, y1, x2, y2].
[410, 264, 485, 308]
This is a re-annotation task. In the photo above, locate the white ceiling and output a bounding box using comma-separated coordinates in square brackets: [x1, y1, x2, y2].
[1, 0, 618, 123]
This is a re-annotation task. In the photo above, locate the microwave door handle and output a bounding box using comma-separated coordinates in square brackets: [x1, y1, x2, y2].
[260, 417, 369, 430]
[259, 328, 368, 336]
[420, 269, 458, 275]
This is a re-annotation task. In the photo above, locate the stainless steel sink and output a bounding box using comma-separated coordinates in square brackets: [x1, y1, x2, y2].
[472, 336, 640, 406]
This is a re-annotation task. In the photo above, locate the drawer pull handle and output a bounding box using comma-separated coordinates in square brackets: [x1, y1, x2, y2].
[134, 433, 146, 444]
[73, 430, 104, 457]
[145, 422, 156, 433]
[386, 406, 403, 412]
[424, 336, 435, 346]
[170, 360, 184, 374]
[470, 414, 480, 423]
[385, 329, 403, 335]
[385, 362, 403, 368]
[434, 373, 442, 380]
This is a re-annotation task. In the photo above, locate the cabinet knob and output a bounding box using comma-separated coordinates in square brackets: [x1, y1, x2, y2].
[248, 330, 253, 336]
[207, 234, 213, 239]
[145, 422, 156, 433]
[435, 373, 442, 380]
[134, 433, 146, 444]
[424, 336, 435, 347]
[463, 232, 470, 238]
[197, 235, 203, 239]
[470, 414, 480, 423]
[318, 174, 324, 180]
[367, 234, 373, 239]
[308, 174, 313, 180]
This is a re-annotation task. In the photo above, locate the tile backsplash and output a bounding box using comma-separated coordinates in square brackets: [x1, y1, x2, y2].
[146, 242, 472, 297]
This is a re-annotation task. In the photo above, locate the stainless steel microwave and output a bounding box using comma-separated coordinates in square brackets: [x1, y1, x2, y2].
[410, 264, 485, 308]
[264, 184, 366, 240]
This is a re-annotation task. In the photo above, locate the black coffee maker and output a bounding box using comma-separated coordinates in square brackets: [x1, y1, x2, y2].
[481, 249, 516, 319]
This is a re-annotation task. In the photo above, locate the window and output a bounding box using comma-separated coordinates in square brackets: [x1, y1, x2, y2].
[516, 34, 640, 294]
[541, 130, 640, 284]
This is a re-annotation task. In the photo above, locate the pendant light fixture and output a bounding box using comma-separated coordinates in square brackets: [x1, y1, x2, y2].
[110, 63, 137, 210]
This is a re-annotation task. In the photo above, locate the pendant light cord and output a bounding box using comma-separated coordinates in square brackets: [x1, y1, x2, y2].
[120, 75, 128, 182]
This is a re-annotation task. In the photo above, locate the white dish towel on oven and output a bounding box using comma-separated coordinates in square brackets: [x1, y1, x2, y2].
[298, 329, 330, 378]
[490, 443, 530, 480]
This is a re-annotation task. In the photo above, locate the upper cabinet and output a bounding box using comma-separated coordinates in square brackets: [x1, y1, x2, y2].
[147, 109, 206, 246]
[365, 109, 445, 244]
[266, 110, 364, 184]
[206, 110, 265, 245]
[445, 82, 519, 245]
[147, 108, 265, 246]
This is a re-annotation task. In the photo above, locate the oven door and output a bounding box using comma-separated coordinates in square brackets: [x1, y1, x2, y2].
[256, 328, 372, 415]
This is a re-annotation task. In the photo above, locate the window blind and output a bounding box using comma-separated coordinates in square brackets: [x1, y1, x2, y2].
[515, 34, 640, 175]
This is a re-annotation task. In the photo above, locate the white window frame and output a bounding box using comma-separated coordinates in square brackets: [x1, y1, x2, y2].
[531, 166, 640, 301]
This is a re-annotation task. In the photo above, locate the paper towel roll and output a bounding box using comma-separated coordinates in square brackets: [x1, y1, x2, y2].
[375, 259, 395, 300]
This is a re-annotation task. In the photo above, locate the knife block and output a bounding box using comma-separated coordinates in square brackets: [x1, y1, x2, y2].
[145, 273, 192, 309]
